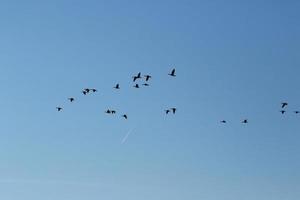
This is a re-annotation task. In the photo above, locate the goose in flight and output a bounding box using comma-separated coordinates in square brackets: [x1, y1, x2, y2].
[142, 83, 149, 86]
[281, 102, 288, 108]
[114, 84, 120, 89]
[170, 108, 177, 114]
[68, 98, 75, 102]
[295, 111, 299, 114]
[144, 75, 152, 81]
[82, 90, 87, 95]
[111, 110, 116, 114]
[91, 89, 97, 92]
[105, 109, 111, 114]
[56, 107, 63, 111]
[122, 114, 128, 119]
[242, 119, 248, 124]
[133, 72, 142, 82]
[133, 84, 139, 88]
[280, 110, 286, 114]
[84, 88, 90, 93]
[165, 110, 170, 114]
[168, 69, 176, 77]
[220, 120, 226, 123]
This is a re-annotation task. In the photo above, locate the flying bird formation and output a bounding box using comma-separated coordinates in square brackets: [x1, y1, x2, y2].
[276, 102, 299, 116]
[220, 101, 299, 125]
[56, 69, 178, 121]
[56, 68, 298, 126]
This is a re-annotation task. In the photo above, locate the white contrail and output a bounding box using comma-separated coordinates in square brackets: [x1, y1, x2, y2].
[121, 128, 134, 144]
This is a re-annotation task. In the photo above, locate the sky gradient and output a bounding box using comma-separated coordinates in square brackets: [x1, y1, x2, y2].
[0, 0, 299, 199]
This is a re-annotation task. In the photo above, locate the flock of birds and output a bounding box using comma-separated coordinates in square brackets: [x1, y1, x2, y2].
[56, 69, 178, 119]
[220, 102, 299, 124]
[56, 68, 299, 124]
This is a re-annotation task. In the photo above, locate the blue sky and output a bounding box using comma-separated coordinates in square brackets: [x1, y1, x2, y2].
[0, 0, 299, 199]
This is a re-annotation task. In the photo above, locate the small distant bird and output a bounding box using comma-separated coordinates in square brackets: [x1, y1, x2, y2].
[111, 110, 116, 114]
[82, 90, 87, 95]
[133, 72, 142, 82]
[56, 107, 63, 111]
[144, 75, 152, 81]
[114, 84, 120, 89]
[91, 89, 97, 92]
[142, 83, 149, 86]
[122, 114, 128, 119]
[68, 98, 75, 102]
[220, 120, 226, 123]
[242, 119, 248, 124]
[84, 88, 90, 93]
[280, 110, 286, 114]
[170, 108, 177, 114]
[133, 84, 139, 88]
[165, 110, 170, 114]
[105, 109, 111, 114]
[281, 102, 288, 108]
[168, 68, 176, 77]
[295, 111, 299, 114]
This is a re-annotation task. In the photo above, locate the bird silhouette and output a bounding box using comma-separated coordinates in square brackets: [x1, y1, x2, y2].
[133, 84, 139, 88]
[91, 89, 97, 92]
[220, 120, 226, 123]
[165, 110, 170, 114]
[281, 102, 288, 108]
[82, 90, 87, 95]
[114, 84, 120, 89]
[242, 119, 248, 124]
[280, 110, 286, 114]
[56, 107, 63, 111]
[295, 111, 299, 114]
[144, 75, 152, 81]
[168, 69, 176, 77]
[105, 109, 111, 114]
[142, 83, 149, 86]
[170, 108, 177, 114]
[68, 98, 75, 102]
[122, 114, 128, 119]
[84, 88, 90, 93]
[111, 110, 116, 114]
[133, 72, 142, 82]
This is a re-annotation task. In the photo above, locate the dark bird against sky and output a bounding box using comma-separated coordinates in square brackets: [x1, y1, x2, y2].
[168, 69, 176, 77]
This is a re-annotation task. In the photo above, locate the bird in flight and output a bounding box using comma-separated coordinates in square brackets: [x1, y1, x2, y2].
[133, 72, 142, 82]
[170, 108, 177, 114]
[91, 89, 97, 92]
[84, 88, 90, 93]
[133, 84, 139, 88]
[142, 83, 149, 86]
[280, 110, 286, 114]
[82, 90, 88, 95]
[165, 110, 170, 114]
[220, 120, 226, 123]
[105, 109, 111, 114]
[68, 98, 75, 102]
[111, 110, 116, 114]
[168, 69, 176, 77]
[242, 119, 248, 124]
[122, 114, 128, 119]
[281, 102, 288, 108]
[114, 84, 120, 89]
[295, 111, 299, 114]
[144, 75, 152, 81]
[56, 107, 63, 111]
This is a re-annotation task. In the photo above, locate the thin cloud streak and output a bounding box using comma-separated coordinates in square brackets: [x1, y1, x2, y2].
[121, 128, 135, 144]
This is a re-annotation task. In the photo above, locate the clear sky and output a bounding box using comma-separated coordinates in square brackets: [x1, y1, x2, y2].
[0, 0, 299, 199]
